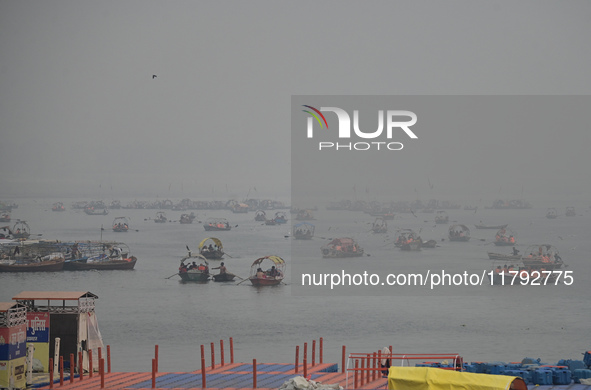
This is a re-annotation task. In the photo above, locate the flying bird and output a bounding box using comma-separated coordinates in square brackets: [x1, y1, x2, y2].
[152, 75, 157, 79]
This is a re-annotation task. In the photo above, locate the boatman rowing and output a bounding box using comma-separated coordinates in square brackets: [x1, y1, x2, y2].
[212, 262, 227, 274]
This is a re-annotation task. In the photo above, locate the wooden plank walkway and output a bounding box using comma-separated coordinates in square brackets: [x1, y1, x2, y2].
[32, 362, 392, 390]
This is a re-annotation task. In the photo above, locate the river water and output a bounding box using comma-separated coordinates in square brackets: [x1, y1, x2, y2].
[1, 198, 590, 373]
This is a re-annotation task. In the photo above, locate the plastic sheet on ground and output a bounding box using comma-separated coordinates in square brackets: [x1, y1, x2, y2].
[279, 376, 343, 390]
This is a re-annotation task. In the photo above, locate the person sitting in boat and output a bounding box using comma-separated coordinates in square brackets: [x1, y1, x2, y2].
[495, 265, 502, 274]
[212, 262, 227, 274]
[197, 263, 207, 271]
[180, 262, 188, 273]
[187, 261, 197, 270]
[109, 246, 122, 258]
[267, 265, 279, 277]
[208, 244, 214, 252]
[256, 267, 266, 279]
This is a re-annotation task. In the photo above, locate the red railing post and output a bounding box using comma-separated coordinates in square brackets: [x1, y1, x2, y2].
[100, 358, 105, 389]
[312, 340, 316, 367]
[342, 346, 346, 373]
[98, 347, 102, 362]
[107, 345, 111, 373]
[49, 358, 54, 389]
[89, 349, 93, 378]
[59, 356, 64, 386]
[319, 338, 323, 364]
[253, 359, 257, 389]
[151, 359, 156, 389]
[372, 352, 377, 381]
[230, 337, 234, 364]
[354, 359, 359, 389]
[378, 350, 382, 379]
[303, 355, 307, 379]
[78, 351, 83, 381]
[201, 354, 207, 388]
[360, 357, 365, 386]
[220, 340, 225, 367]
[69, 353, 74, 383]
[295, 346, 299, 374]
[155, 345, 159, 373]
[366, 354, 370, 384]
[210, 342, 215, 369]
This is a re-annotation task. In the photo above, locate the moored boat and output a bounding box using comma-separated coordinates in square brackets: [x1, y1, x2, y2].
[475, 223, 508, 230]
[63, 242, 137, 270]
[546, 208, 558, 219]
[448, 224, 470, 241]
[0, 213, 10, 223]
[321, 237, 364, 258]
[487, 252, 522, 261]
[565, 207, 576, 217]
[295, 209, 315, 221]
[0, 257, 65, 272]
[84, 207, 108, 215]
[248, 255, 285, 286]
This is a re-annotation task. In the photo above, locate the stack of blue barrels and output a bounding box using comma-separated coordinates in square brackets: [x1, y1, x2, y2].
[415, 351, 591, 386]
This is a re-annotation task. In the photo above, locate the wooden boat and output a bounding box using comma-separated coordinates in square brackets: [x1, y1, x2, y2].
[475, 223, 508, 230]
[212, 272, 236, 282]
[0, 257, 65, 272]
[546, 208, 558, 219]
[421, 239, 437, 248]
[112, 216, 130, 232]
[154, 211, 167, 223]
[63, 242, 136, 270]
[178, 254, 210, 282]
[435, 211, 449, 224]
[521, 244, 564, 270]
[293, 222, 314, 240]
[371, 217, 388, 234]
[494, 227, 516, 246]
[198, 237, 225, 260]
[231, 203, 249, 213]
[248, 255, 285, 286]
[321, 238, 364, 258]
[203, 218, 231, 231]
[0, 213, 10, 223]
[395, 229, 422, 251]
[84, 207, 108, 215]
[565, 207, 576, 217]
[448, 224, 470, 242]
[52, 202, 66, 212]
[254, 210, 267, 222]
[487, 252, 522, 261]
[11, 221, 31, 239]
[179, 213, 196, 224]
[272, 212, 288, 225]
[66, 256, 137, 270]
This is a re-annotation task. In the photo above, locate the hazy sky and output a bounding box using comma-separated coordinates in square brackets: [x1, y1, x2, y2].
[1, 1, 590, 201]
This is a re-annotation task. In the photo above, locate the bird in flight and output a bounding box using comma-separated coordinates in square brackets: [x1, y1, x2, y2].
[152, 75, 157, 79]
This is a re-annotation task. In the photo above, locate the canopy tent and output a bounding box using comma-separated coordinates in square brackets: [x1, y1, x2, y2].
[388, 367, 527, 390]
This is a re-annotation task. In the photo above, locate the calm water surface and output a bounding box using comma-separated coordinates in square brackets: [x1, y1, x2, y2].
[1, 198, 590, 372]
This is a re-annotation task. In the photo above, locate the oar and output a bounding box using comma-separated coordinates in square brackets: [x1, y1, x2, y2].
[224, 253, 234, 258]
[165, 273, 179, 279]
[236, 277, 250, 285]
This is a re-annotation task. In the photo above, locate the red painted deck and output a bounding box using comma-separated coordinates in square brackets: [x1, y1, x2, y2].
[35, 362, 388, 390]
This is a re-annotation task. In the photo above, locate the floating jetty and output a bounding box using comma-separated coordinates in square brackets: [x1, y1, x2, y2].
[28, 339, 591, 390]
